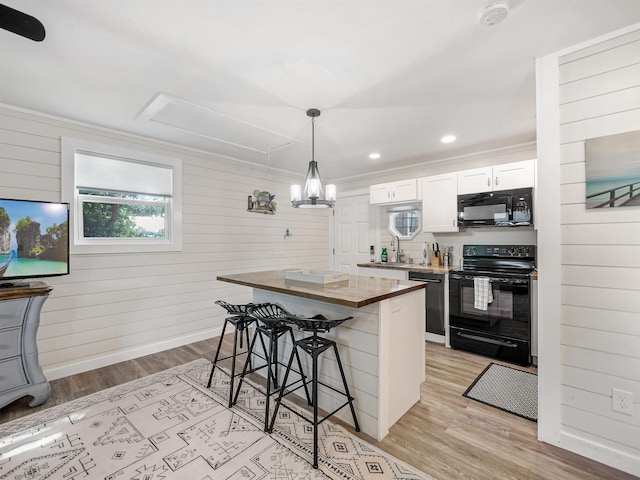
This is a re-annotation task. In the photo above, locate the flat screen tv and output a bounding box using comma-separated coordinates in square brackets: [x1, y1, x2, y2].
[0, 198, 70, 286]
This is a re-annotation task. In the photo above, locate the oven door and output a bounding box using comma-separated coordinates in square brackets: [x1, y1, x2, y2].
[449, 273, 531, 340]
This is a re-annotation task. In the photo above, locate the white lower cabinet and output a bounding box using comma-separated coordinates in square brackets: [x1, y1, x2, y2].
[421, 172, 458, 233]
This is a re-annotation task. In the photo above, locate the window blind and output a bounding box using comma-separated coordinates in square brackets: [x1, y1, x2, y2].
[75, 152, 173, 196]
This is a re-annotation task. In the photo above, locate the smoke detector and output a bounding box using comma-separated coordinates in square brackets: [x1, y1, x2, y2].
[478, 0, 510, 26]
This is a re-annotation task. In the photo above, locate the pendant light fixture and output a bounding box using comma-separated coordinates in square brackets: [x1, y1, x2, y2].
[291, 108, 336, 208]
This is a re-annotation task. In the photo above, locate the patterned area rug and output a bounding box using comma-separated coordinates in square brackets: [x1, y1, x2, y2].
[0, 359, 433, 480]
[463, 363, 538, 422]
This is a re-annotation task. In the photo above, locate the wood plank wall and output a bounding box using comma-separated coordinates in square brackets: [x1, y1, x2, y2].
[557, 28, 640, 467]
[0, 105, 331, 380]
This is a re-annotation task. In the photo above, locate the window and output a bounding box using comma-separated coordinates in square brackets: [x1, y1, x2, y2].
[388, 210, 420, 239]
[62, 138, 182, 254]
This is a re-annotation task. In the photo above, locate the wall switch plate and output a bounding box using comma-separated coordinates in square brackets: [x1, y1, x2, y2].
[273, 245, 284, 255]
[612, 388, 634, 415]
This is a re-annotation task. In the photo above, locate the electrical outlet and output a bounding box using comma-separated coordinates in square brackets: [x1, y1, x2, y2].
[612, 388, 634, 415]
[272, 245, 284, 255]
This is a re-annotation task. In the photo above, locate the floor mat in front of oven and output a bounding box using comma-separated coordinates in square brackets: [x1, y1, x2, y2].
[463, 362, 538, 422]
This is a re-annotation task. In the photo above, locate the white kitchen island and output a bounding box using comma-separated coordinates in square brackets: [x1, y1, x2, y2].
[216, 270, 426, 440]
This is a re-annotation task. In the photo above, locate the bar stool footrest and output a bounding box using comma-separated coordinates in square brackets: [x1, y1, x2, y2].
[211, 349, 266, 379]
[273, 393, 356, 429]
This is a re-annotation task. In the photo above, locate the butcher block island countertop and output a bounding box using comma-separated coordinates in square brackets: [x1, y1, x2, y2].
[216, 269, 426, 308]
[216, 269, 427, 441]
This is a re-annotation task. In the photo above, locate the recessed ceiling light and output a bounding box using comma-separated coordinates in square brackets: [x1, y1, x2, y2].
[441, 134, 456, 144]
[369, 152, 381, 160]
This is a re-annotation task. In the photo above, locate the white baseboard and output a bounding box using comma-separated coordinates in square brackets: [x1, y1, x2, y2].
[560, 431, 640, 477]
[43, 327, 223, 381]
[425, 332, 445, 344]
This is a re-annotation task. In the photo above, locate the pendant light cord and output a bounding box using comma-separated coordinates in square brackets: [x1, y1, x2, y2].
[311, 116, 315, 162]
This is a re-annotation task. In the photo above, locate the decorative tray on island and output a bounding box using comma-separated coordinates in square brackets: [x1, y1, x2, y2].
[284, 269, 349, 284]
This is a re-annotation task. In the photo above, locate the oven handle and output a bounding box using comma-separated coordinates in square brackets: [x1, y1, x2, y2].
[449, 274, 528, 284]
[457, 332, 518, 348]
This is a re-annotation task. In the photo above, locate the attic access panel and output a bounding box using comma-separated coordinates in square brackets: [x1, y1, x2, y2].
[138, 93, 294, 154]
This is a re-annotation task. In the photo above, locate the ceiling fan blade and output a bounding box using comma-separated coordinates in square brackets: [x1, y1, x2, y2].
[0, 4, 45, 41]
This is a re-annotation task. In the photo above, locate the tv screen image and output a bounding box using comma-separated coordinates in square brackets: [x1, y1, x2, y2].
[0, 198, 70, 283]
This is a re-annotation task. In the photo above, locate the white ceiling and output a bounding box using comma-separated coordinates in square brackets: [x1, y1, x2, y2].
[2, 1, 640, 181]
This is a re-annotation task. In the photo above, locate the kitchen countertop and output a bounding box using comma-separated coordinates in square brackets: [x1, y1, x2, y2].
[217, 269, 426, 308]
[357, 262, 455, 274]
[358, 262, 539, 279]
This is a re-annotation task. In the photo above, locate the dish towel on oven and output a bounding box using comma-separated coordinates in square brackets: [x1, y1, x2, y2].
[474, 277, 493, 310]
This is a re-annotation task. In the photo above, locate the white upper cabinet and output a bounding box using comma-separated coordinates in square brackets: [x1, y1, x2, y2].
[493, 159, 536, 190]
[370, 179, 419, 205]
[457, 160, 535, 194]
[456, 166, 492, 194]
[421, 172, 459, 233]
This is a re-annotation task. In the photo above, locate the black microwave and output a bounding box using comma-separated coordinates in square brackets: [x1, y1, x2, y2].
[457, 187, 533, 228]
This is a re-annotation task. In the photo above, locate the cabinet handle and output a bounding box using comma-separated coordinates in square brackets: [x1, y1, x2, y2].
[495, 176, 499, 186]
[392, 191, 396, 198]
[487, 178, 490, 187]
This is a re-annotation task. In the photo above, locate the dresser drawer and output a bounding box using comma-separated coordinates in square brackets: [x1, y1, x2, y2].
[0, 298, 28, 329]
[0, 327, 21, 359]
[0, 357, 27, 391]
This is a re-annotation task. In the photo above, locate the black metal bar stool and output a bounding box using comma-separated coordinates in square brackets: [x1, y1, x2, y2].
[268, 313, 360, 468]
[234, 303, 311, 431]
[206, 300, 257, 408]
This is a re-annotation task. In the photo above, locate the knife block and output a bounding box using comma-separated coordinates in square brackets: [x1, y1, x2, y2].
[430, 252, 443, 266]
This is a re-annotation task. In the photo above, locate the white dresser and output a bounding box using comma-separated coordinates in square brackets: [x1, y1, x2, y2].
[0, 282, 52, 409]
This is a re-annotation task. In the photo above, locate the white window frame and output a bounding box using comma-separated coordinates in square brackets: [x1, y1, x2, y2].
[62, 137, 182, 254]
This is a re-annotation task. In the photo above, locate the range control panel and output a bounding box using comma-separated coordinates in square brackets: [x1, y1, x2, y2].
[463, 244, 535, 258]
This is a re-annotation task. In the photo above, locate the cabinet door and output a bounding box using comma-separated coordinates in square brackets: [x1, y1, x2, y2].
[457, 166, 492, 194]
[391, 179, 418, 203]
[370, 183, 392, 204]
[493, 159, 535, 190]
[422, 173, 459, 232]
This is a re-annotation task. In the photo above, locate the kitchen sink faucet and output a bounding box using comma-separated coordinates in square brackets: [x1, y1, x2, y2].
[395, 235, 406, 263]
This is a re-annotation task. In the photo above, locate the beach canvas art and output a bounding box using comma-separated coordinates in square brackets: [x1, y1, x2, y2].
[585, 130, 640, 209]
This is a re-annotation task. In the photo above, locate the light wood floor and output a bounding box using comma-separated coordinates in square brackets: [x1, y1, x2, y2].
[0, 339, 635, 480]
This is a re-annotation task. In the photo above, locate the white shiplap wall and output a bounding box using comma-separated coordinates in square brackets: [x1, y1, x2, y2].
[555, 27, 640, 475]
[0, 105, 331, 380]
